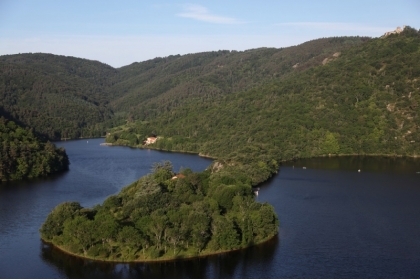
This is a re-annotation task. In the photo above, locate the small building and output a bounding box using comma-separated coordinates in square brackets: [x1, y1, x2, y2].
[144, 137, 157, 145]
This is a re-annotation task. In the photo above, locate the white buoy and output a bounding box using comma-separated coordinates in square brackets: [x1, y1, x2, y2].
[358, 169, 361, 172]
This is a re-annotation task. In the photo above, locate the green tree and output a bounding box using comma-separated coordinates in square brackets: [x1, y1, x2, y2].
[62, 216, 95, 255]
[322, 131, 340, 154]
[40, 202, 82, 241]
[117, 226, 143, 256]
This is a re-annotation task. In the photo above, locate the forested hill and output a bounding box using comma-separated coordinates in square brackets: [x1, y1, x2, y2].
[107, 27, 420, 185]
[110, 36, 368, 120]
[2, 27, 420, 184]
[0, 53, 117, 140]
[0, 37, 367, 139]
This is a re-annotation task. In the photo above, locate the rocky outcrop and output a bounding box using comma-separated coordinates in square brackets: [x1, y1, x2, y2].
[383, 26, 406, 37]
[322, 52, 341, 65]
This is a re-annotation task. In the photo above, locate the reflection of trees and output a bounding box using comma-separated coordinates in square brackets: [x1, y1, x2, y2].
[41, 236, 279, 279]
[284, 156, 420, 174]
[41, 241, 116, 278]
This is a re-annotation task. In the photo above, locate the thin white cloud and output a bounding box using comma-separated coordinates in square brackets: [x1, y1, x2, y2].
[177, 4, 241, 24]
[276, 22, 391, 33]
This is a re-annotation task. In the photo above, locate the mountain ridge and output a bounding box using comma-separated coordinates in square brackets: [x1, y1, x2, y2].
[1, 36, 368, 139]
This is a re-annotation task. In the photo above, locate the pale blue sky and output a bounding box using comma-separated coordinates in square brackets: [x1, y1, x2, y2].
[1, 0, 419, 67]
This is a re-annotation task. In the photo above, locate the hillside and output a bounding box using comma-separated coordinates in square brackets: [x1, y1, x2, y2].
[110, 37, 368, 120]
[107, 27, 420, 184]
[0, 37, 367, 139]
[0, 53, 117, 140]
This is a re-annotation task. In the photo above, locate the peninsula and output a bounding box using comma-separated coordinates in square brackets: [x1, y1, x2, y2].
[40, 161, 278, 262]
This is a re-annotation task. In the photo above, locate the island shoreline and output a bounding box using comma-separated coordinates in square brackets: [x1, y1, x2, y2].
[41, 233, 278, 263]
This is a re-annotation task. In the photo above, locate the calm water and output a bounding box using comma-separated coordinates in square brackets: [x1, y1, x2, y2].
[1, 139, 420, 278]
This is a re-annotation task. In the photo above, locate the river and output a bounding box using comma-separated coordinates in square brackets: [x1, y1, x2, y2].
[0, 138, 419, 278]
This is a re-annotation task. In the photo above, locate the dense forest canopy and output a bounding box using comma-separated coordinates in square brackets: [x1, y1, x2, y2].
[40, 161, 278, 261]
[1, 36, 367, 140]
[110, 36, 369, 121]
[0, 53, 118, 139]
[0, 117, 69, 181]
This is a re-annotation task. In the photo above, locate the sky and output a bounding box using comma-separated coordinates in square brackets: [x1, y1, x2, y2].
[0, 0, 419, 68]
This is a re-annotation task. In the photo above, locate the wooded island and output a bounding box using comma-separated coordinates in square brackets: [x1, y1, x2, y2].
[40, 161, 278, 261]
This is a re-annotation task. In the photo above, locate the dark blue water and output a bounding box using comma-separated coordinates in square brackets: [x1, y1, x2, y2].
[1, 138, 420, 278]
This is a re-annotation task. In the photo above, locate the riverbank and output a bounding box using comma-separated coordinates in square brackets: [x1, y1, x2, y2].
[41, 233, 278, 263]
[103, 142, 218, 159]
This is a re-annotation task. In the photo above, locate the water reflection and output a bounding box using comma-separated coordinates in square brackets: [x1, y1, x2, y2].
[283, 155, 420, 174]
[41, 237, 279, 279]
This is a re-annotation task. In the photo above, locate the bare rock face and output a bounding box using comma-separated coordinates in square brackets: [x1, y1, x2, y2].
[210, 161, 224, 172]
[383, 26, 406, 37]
[322, 52, 341, 65]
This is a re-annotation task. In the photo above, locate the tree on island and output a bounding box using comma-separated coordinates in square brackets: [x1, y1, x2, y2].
[40, 161, 278, 261]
